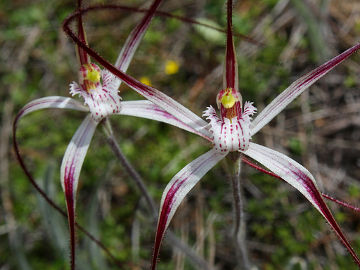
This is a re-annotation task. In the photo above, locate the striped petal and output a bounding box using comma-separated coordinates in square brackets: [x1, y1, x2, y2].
[60, 114, 98, 268]
[151, 149, 227, 270]
[119, 100, 212, 141]
[16, 96, 88, 118]
[243, 142, 360, 265]
[113, 0, 164, 89]
[251, 43, 360, 135]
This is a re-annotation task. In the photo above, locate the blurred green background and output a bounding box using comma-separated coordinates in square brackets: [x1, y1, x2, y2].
[1, 0, 360, 269]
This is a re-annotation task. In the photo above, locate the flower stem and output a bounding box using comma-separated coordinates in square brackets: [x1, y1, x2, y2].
[102, 119, 157, 216]
[228, 153, 251, 269]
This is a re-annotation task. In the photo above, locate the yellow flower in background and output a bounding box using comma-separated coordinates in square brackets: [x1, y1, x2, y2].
[140, 76, 152, 86]
[164, 60, 179, 75]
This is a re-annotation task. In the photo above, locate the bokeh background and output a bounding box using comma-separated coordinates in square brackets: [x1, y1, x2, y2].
[1, 0, 360, 269]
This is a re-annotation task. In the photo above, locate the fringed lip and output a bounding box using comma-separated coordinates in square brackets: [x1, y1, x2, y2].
[203, 102, 256, 153]
[70, 67, 121, 122]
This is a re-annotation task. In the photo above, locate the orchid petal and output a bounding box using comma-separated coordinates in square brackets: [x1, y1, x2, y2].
[76, 12, 90, 66]
[119, 100, 212, 141]
[151, 149, 227, 270]
[243, 142, 360, 265]
[251, 43, 360, 135]
[113, 0, 164, 89]
[224, 0, 238, 90]
[124, 82, 210, 136]
[17, 96, 88, 118]
[60, 114, 98, 268]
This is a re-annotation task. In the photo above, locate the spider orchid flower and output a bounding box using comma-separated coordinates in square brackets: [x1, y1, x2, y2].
[13, 0, 212, 268]
[146, 2, 360, 269]
[61, 3, 360, 268]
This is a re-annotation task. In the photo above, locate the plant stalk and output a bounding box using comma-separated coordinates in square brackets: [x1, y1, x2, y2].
[229, 154, 251, 269]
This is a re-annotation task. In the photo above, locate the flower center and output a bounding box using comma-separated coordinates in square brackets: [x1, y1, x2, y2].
[216, 88, 242, 120]
[80, 63, 101, 92]
[203, 101, 257, 153]
[70, 65, 121, 122]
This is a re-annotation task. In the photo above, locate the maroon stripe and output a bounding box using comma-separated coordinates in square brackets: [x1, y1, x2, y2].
[77, 16, 89, 66]
[225, 0, 236, 89]
[63, 118, 94, 270]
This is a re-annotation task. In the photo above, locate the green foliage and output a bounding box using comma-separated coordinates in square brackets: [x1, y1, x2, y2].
[3, 0, 360, 269]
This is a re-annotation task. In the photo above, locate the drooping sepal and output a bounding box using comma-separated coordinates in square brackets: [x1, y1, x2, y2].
[151, 149, 227, 270]
[243, 143, 360, 265]
[60, 115, 98, 269]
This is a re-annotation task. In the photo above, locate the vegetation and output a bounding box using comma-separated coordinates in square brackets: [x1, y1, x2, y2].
[1, 0, 360, 269]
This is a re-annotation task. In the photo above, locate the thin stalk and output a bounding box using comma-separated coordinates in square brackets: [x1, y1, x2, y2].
[228, 154, 251, 269]
[102, 119, 157, 216]
[102, 119, 213, 270]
